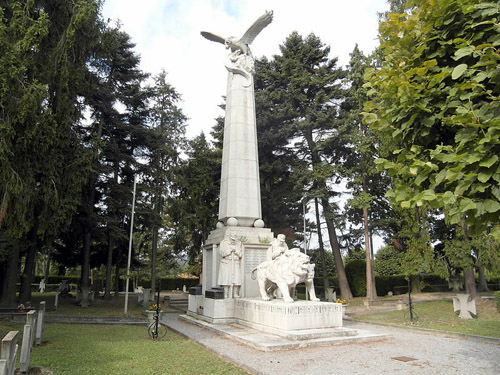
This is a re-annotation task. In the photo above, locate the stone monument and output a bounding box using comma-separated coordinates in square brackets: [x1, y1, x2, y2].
[187, 11, 345, 340]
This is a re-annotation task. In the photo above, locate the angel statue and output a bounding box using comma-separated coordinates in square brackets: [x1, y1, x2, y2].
[201, 10, 273, 57]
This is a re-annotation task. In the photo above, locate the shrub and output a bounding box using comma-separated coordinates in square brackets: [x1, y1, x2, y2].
[345, 259, 366, 297]
[495, 291, 500, 313]
[375, 275, 407, 296]
[374, 245, 402, 276]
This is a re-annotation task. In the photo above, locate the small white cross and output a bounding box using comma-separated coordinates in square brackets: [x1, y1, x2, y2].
[452, 294, 476, 319]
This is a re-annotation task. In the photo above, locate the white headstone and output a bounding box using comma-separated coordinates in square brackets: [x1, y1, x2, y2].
[452, 293, 476, 319]
[0, 331, 19, 375]
[35, 301, 45, 346]
[20, 311, 36, 373]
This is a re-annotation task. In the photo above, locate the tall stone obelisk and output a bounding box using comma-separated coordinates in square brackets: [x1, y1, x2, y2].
[218, 53, 262, 227]
[192, 12, 274, 314]
[201, 11, 273, 228]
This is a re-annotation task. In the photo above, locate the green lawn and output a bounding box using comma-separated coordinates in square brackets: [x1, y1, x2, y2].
[354, 298, 500, 338]
[1, 293, 248, 374]
[0, 320, 249, 375]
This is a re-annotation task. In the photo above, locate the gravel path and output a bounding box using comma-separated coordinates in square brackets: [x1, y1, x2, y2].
[161, 313, 500, 375]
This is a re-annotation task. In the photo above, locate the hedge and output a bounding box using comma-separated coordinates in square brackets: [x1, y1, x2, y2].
[495, 291, 500, 313]
[31, 275, 199, 292]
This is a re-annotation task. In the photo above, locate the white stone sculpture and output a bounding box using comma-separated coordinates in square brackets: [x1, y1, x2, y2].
[218, 234, 243, 298]
[38, 278, 46, 293]
[201, 11, 273, 57]
[267, 233, 288, 261]
[201, 11, 273, 228]
[452, 293, 476, 319]
[251, 249, 320, 303]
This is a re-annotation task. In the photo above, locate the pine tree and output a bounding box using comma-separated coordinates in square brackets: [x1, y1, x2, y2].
[0, 0, 102, 306]
[259, 32, 353, 299]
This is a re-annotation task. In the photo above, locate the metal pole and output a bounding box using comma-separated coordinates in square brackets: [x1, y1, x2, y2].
[303, 199, 309, 301]
[408, 276, 414, 323]
[124, 176, 137, 314]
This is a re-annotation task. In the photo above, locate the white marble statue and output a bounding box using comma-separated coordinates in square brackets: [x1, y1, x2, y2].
[267, 233, 289, 261]
[201, 10, 273, 57]
[201, 11, 273, 228]
[218, 234, 244, 298]
[38, 278, 46, 293]
[251, 249, 320, 303]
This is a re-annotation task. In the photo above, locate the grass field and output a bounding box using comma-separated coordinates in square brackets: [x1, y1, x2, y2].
[1, 292, 250, 374]
[354, 298, 500, 338]
[2, 292, 499, 374]
[0, 320, 249, 375]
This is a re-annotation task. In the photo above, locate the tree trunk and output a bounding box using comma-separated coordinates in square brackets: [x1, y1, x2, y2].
[360, 124, 376, 300]
[320, 197, 353, 300]
[477, 249, 489, 292]
[464, 269, 477, 299]
[363, 205, 376, 301]
[478, 265, 489, 292]
[19, 226, 38, 303]
[0, 243, 21, 307]
[43, 252, 51, 282]
[104, 231, 113, 299]
[80, 227, 91, 307]
[461, 218, 477, 299]
[114, 247, 121, 295]
[314, 198, 329, 297]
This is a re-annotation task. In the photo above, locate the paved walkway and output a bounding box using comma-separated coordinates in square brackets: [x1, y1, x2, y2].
[161, 313, 500, 375]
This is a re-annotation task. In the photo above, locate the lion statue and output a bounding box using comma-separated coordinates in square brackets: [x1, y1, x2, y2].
[251, 248, 320, 303]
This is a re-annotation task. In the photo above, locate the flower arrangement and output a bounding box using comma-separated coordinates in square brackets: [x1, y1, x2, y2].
[148, 303, 162, 311]
[336, 298, 347, 305]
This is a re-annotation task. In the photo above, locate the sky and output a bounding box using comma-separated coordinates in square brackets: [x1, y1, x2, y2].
[102, 0, 389, 139]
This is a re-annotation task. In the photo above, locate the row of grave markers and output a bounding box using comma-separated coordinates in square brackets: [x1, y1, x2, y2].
[0, 301, 45, 375]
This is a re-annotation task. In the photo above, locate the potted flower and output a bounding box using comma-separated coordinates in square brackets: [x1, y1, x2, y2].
[146, 303, 163, 324]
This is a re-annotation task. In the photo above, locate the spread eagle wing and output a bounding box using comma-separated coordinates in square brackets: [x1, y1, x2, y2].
[240, 11, 273, 46]
[200, 31, 227, 45]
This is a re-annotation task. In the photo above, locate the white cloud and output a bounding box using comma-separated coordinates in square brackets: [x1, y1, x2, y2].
[102, 0, 388, 139]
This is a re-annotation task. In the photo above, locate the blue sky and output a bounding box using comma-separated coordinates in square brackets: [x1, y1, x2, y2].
[102, 0, 389, 139]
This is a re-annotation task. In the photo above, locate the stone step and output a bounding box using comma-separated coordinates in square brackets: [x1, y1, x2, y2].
[168, 298, 188, 305]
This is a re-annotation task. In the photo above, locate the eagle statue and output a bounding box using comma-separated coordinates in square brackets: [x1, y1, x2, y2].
[201, 10, 273, 56]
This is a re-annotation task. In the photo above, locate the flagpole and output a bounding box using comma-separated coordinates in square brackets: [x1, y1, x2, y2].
[124, 176, 137, 314]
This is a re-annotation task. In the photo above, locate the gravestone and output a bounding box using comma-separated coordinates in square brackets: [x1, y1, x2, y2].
[452, 293, 476, 319]
[0, 331, 19, 375]
[20, 310, 36, 373]
[35, 301, 45, 346]
[38, 278, 46, 293]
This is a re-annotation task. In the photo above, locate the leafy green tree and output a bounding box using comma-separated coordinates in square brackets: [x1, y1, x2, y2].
[77, 24, 149, 304]
[254, 57, 305, 236]
[139, 70, 187, 294]
[261, 32, 353, 299]
[364, 0, 500, 297]
[374, 245, 402, 275]
[167, 133, 220, 272]
[0, 0, 102, 306]
[342, 45, 380, 300]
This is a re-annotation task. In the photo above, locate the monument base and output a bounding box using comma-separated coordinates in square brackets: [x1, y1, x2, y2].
[235, 298, 343, 331]
[188, 296, 344, 336]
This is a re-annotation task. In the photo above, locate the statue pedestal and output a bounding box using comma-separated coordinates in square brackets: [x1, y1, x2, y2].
[187, 297, 345, 340]
[235, 298, 343, 332]
[202, 226, 273, 298]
